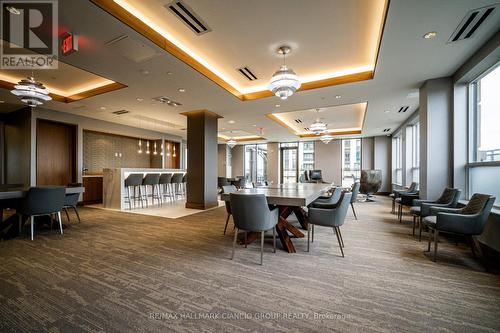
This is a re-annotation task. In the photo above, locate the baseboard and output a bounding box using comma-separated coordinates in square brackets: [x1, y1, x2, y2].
[185, 201, 218, 210]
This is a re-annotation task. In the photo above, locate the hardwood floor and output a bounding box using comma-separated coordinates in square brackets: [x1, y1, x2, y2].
[0, 197, 499, 332]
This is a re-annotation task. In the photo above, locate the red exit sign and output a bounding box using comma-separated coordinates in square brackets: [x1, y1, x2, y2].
[61, 33, 78, 55]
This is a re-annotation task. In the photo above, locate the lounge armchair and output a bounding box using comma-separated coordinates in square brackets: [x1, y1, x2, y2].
[359, 170, 382, 202]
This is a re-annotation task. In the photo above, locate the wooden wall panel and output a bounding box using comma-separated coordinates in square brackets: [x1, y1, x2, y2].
[164, 141, 180, 169]
[36, 119, 76, 186]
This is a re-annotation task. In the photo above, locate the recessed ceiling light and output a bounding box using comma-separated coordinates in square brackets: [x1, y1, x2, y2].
[423, 31, 437, 39]
[140, 69, 150, 75]
[335, 95, 341, 99]
[0, 100, 5, 103]
[136, 98, 144, 102]
[167, 71, 173, 75]
[100, 106, 106, 110]
[275, 104, 280, 107]
[178, 88, 186, 93]
[228, 120, 235, 124]
[384, 110, 390, 113]
[5, 6, 20, 15]
[252, 124, 257, 127]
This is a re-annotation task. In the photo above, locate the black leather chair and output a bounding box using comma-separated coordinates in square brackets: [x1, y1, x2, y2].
[218, 177, 229, 193]
[307, 192, 352, 257]
[423, 193, 495, 262]
[230, 193, 278, 265]
[17, 187, 65, 241]
[410, 188, 461, 240]
[222, 185, 237, 235]
[359, 170, 382, 201]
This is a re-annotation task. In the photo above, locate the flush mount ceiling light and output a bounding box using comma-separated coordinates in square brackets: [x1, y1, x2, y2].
[268, 46, 301, 100]
[320, 134, 333, 144]
[153, 96, 182, 106]
[423, 31, 437, 39]
[227, 138, 237, 149]
[10, 76, 52, 107]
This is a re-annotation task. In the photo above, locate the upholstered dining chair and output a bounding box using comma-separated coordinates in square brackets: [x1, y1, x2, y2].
[17, 187, 65, 241]
[390, 182, 418, 213]
[350, 182, 360, 220]
[410, 187, 461, 240]
[63, 183, 82, 223]
[222, 185, 237, 235]
[307, 192, 352, 257]
[229, 193, 278, 265]
[422, 193, 495, 262]
[310, 187, 342, 208]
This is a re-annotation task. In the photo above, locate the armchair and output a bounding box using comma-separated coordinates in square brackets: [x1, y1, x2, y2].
[310, 187, 342, 208]
[410, 188, 461, 240]
[422, 193, 495, 262]
[307, 192, 352, 257]
[390, 182, 418, 213]
[395, 191, 420, 223]
[359, 170, 382, 202]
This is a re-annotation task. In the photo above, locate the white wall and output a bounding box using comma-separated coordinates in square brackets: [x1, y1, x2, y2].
[361, 137, 374, 170]
[231, 145, 244, 178]
[374, 136, 392, 193]
[266, 142, 279, 185]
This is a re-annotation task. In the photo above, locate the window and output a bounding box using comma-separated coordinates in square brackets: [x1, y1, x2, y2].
[341, 139, 361, 187]
[410, 122, 420, 183]
[392, 135, 402, 185]
[279, 142, 315, 183]
[244, 144, 267, 185]
[468, 64, 500, 205]
[299, 141, 315, 172]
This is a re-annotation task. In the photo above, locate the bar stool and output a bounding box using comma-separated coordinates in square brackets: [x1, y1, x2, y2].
[142, 173, 161, 206]
[171, 173, 184, 200]
[159, 173, 173, 201]
[182, 174, 187, 196]
[124, 173, 145, 209]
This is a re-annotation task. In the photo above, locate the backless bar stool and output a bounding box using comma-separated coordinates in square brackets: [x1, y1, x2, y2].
[159, 173, 173, 201]
[143, 173, 161, 206]
[171, 173, 184, 200]
[124, 173, 145, 209]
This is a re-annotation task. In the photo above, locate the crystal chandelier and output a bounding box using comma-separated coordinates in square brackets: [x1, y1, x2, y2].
[320, 134, 333, 144]
[268, 46, 301, 100]
[11, 76, 52, 107]
[227, 138, 237, 149]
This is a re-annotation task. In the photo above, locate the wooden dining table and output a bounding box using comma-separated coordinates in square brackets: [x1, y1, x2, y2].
[221, 183, 331, 253]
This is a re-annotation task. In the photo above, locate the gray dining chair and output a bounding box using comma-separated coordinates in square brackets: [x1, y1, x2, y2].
[310, 187, 342, 208]
[17, 187, 65, 241]
[307, 192, 352, 257]
[423, 193, 495, 262]
[222, 185, 237, 235]
[229, 193, 279, 265]
[63, 188, 81, 224]
[411, 187, 461, 240]
[350, 182, 360, 220]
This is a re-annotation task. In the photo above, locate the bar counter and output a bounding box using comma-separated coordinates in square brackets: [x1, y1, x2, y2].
[102, 168, 186, 210]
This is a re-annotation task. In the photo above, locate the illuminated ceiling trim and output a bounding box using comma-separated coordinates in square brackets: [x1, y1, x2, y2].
[90, 0, 389, 101]
[267, 102, 367, 138]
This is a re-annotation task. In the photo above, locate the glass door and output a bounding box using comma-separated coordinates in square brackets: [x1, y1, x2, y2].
[280, 146, 298, 183]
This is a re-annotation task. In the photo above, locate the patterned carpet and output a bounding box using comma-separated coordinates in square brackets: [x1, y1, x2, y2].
[0, 196, 499, 332]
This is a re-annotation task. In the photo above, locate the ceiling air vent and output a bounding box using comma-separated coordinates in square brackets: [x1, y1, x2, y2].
[237, 67, 258, 81]
[294, 119, 302, 124]
[303, 127, 310, 131]
[153, 97, 182, 107]
[112, 110, 130, 115]
[166, 0, 211, 35]
[448, 5, 496, 43]
[383, 128, 391, 133]
[398, 106, 409, 113]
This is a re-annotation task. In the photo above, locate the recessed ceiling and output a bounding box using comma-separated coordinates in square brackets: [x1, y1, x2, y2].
[218, 129, 265, 142]
[0, 40, 126, 103]
[91, 0, 388, 100]
[268, 102, 366, 137]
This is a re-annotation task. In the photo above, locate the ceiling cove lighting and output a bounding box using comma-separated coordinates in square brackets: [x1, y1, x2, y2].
[10, 76, 52, 107]
[320, 134, 333, 144]
[268, 46, 301, 100]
